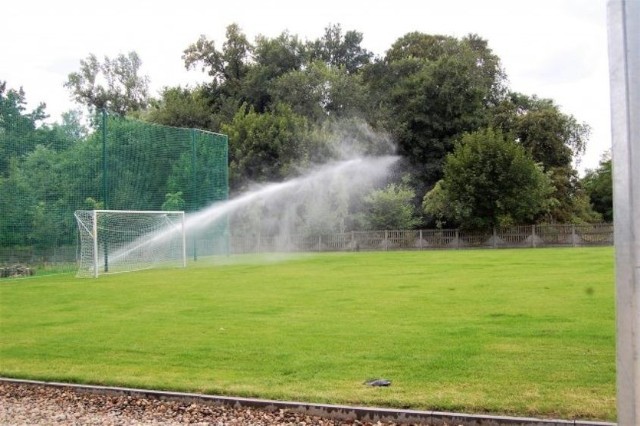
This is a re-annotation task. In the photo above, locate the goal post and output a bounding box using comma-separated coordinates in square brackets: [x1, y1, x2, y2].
[74, 210, 186, 278]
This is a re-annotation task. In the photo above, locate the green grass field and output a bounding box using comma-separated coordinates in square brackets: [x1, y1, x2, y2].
[0, 247, 615, 420]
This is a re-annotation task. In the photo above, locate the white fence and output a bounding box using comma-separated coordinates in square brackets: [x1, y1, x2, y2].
[0, 224, 614, 265]
[227, 223, 614, 254]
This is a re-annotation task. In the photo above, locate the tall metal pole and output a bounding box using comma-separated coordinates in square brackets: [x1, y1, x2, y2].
[224, 134, 230, 257]
[181, 211, 187, 268]
[191, 129, 198, 261]
[102, 109, 108, 210]
[92, 210, 99, 278]
[608, 1, 640, 424]
[101, 109, 109, 273]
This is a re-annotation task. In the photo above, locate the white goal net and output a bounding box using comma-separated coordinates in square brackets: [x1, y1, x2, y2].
[74, 210, 186, 278]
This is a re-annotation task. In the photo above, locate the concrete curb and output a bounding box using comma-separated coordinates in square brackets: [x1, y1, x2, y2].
[0, 378, 616, 426]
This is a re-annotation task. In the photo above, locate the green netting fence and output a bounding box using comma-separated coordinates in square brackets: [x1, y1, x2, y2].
[0, 110, 228, 276]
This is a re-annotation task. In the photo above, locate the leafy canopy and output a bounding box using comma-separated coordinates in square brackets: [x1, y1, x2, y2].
[423, 128, 553, 230]
[363, 182, 419, 230]
[582, 152, 612, 222]
[64, 52, 150, 116]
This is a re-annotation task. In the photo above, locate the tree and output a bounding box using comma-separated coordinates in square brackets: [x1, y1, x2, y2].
[489, 92, 594, 223]
[307, 24, 373, 74]
[242, 31, 306, 112]
[64, 52, 150, 115]
[363, 182, 419, 230]
[222, 103, 310, 190]
[145, 86, 215, 129]
[162, 191, 186, 211]
[307, 117, 395, 161]
[363, 33, 506, 192]
[1, 82, 51, 171]
[269, 61, 367, 122]
[19, 146, 69, 248]
[582, 152, 613, 222]
[0, 159, 33, 246]
[51, 110, 89, 146]
[0, 82, 48, 127]
[182, 24, 253, 127]
[423, 128, 553, 230]
[0, 84, 93, 248]
[491, 93, 589, 168]
[183, 24, 252, 90]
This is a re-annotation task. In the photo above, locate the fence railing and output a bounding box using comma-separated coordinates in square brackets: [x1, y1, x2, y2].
[0, 224, 614, 272]
[227, 223, 614, 254]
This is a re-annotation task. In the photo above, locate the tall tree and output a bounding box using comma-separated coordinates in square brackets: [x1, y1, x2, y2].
[64, 52, 150, 115]
[582, 152, 613, 222]
[183, 24, 253, 126]
[242, 31, 306, 112]
[423, 128, 553, 230]
[222, 103, 310, 190]
[490, 92, 594, 223]
[183, 24, 252, 90]
[0, 82, 48, 175]
[364, 33, 506, 192]
[145, 86, 215, 129]
[269, 61, 367, 122]
[52, 110, 89, 145]
[0, 159, 34, 246]
[307, 24, 373, 74]
[0, 83, 86, 247]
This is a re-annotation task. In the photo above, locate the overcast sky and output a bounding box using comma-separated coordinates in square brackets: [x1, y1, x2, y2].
[2, 0, 611, 173]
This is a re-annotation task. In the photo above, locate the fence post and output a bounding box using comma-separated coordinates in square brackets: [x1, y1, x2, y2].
[532, 225, 537, 248]
[384, 230, 388, 251]
[420, 229, 423, 250]
[455, 230, 459, 250]
[572, 224, 577, 247]
[493, 227, 497, 249]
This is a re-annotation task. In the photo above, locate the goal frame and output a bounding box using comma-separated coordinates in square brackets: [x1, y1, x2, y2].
[75, 209, 187, 278]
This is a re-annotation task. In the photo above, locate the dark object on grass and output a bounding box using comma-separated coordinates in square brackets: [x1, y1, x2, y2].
[364, 378, 391, 387]
[0, 264, 35, 278]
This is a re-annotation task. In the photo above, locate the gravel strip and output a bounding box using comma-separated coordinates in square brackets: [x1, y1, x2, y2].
[0, 382, 423, 425]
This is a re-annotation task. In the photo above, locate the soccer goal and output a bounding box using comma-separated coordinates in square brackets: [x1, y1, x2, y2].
[74, 210, 186, 278]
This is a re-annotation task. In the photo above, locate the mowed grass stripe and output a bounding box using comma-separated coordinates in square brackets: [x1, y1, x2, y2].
[0, 247, 615, 420]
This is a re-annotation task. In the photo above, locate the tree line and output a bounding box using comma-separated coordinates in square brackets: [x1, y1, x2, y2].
[2, 23, 613, 246]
